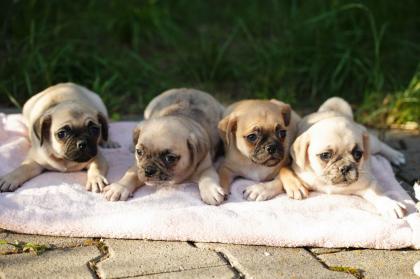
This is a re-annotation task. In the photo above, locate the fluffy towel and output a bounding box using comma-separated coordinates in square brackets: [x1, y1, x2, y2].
[0, 113, 419, 249]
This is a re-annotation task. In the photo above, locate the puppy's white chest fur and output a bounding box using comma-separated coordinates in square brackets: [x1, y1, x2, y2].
[243, 166, 276, 181]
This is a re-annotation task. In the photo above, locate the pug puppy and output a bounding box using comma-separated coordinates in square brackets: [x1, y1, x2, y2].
[289, 97, 407, 218]
[218, 99, 308, 201]
[103, 88, 227, 205]
[0, 83, 119, 193]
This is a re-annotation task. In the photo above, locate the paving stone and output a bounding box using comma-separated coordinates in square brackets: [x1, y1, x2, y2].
[310, 247, 344, 255]
[97, 240, 229, 278]
[0, 231, 90, 254]
[319, 249, 420, 279]
[132, 266, 235, 279]
[195, 243, 353, 279]
[0, 246, 99, 279]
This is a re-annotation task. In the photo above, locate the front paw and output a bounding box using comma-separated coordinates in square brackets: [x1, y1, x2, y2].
[388, 150, 406, 166]
[103, 183, 132, 201]
[86, 174, 109, 193]
[200, 184, 227, 206]
[0, 173, 23, 192]
[243, 183, 280, 201]
[100, 140, 121, 149]
[283, 178, 309, 200]
[376, 198, 406, 219]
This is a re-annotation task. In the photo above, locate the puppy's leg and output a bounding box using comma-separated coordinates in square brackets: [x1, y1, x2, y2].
[218, 164, 236, 195]
[280, 166, 309, 200]
[100, 139, 120, 149]
[194, 154, 227, 206]
[243, 178, 283, 201]
[243, 166, 308, 201]
[357, 179, 406, 219]
[103, 165, 143, 201]
[86, 152, 109, 193]
[0, 159, 43, 192]
[369, 134, 405, 165]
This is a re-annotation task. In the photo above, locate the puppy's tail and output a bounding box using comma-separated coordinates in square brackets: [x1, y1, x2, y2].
[318, 97, 353, 119]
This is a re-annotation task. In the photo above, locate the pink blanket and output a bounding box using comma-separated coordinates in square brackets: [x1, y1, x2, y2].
[0, 113, 419, 249]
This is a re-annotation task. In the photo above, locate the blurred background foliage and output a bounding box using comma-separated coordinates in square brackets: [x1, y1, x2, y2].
[0, 0, 418, 128]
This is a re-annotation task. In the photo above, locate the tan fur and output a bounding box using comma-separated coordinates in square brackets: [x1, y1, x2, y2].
[218, 99, 307, 201]
[104, 88, 227, 205]
[0, 83, 118, 193]
[288, 97, 407, 218]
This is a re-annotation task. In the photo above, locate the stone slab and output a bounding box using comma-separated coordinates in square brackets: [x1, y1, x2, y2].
[97, 240, 228, 278]
[319, 249, 420, 279]
[195, 243, 353, 279]
[0, 246, 99, 279]
[0, 231, 90, 254]
[133, 266, 236, 279]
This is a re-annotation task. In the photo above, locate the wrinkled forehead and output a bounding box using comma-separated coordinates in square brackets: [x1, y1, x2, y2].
[137, 120, 188, 151]
[238, 108, 285, 131]
[309, 119, 363, 152]
[50, 109, 96, 130]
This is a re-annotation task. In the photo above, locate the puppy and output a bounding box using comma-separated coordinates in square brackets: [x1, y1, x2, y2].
[289, 97, 407, 218]
[218, 99, 308, 201]
[103, 88, 227, 205]
[0, 83, 118, 193]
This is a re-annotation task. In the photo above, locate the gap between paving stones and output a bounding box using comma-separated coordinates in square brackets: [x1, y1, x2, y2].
[304, 248, 364, 279]
[87, 239, 111, 279]
[188, 241, 244, 278]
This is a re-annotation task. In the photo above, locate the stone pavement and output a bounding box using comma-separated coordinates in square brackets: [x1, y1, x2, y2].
[0, 108, 419, 278]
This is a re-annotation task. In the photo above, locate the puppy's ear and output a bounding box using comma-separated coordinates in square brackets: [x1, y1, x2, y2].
[187, 132, 209, 164]
[362, 132, 370, 161]
[218, 114, 237, 146]
[132, 123, 142, 147]
[97, 113, 109, 141]
[270, 99, 291, 126]
[290, 132, 310, 169]
[33, 114, 52, 146]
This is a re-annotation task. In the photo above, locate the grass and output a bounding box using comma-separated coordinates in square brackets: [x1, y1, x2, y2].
[0, 0, 418, 127]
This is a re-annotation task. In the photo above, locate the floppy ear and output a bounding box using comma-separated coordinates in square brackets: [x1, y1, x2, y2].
[97, 113, 109, 141]
[33, 114, 52, 146]
[290, 132, 310, 169]
[270, 99, 291, 127]
[187, 132, 209, 164]
[132, 123, 143, 147]
[362, 132, 370, 161]
[218, 114, 237, 146]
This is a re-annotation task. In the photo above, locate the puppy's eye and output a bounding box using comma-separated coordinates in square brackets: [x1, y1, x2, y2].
[57, 130, 66, 139]
[352, 149, 363, 161]
[277, 129, 287, 139]
[246, 133, 258, 142]
[319, 151, 332, 161]
[88, 123, 100, 136]
[164, 154, 178, 165]
[136, 149, 144, 157]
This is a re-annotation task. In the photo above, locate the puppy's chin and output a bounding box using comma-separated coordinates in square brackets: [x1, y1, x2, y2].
[63, 151, 97, 163]
[250, 155, 282, 167]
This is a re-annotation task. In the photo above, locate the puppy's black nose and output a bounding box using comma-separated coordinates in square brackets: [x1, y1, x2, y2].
[77, 140, 87, 151]
[266, 143, 279, 155]
[144, 165, 157, 177]
[340, 165, 353, 175]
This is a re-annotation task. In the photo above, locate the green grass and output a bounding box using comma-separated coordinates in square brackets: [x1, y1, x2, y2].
[0, 0, 419, 126]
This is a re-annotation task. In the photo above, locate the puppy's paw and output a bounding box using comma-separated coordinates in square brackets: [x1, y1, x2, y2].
[0, 173, 23, 192]
[243, 183, 279, 201]
[86, 174, 109, 193]
[103, 183, 132, 201]
[100, 140, 121, 149]
[283, 179, 309, 200]
[200, 184, 227, 206]
[388, 149, 406, 166]
[376, 199, 406, 219]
